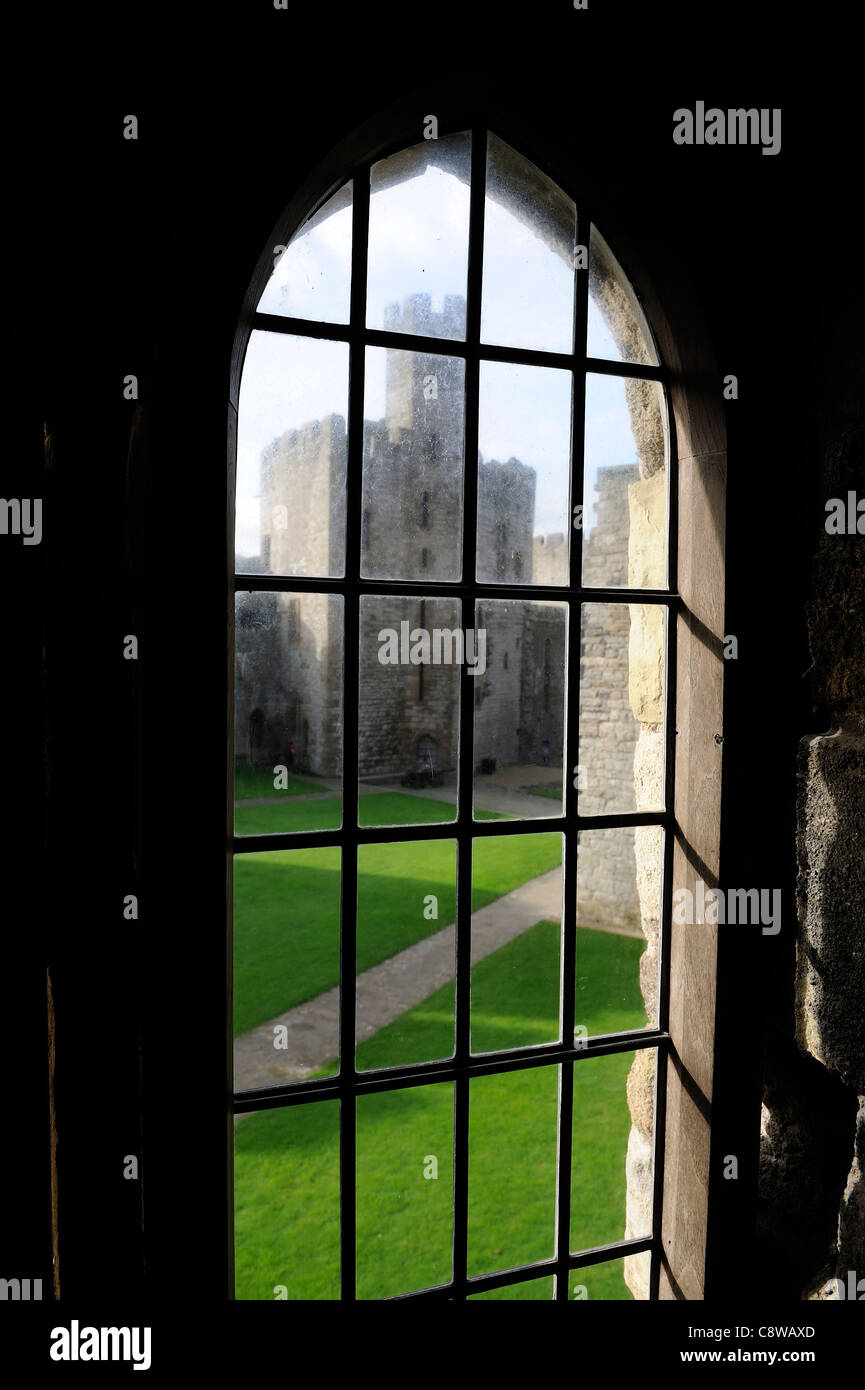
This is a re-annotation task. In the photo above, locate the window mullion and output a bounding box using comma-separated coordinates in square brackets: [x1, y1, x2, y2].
[337, 163, 370, 1303]
[648, 408, 679, 1297]
[554, 198, 591, 1301]
[450, 125, 487, 1303]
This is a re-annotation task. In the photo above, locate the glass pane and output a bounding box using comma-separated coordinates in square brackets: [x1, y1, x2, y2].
[471, 833, 563, 1053]
[257, 181, 352, 323]
[468, 1066, 558, 1275]
[469, 1276, 554, 1301]
[234, 591, 344, 835]
[575, 827, 663, 1033]
[236, 331, 348, 577]
[587, 224, 659, 366]
[481, 132, 576, 354]
[570, 1050, 656, 1257]
[234, 1100, 340, 1300]
[578, 601, 666, 817]
[356, 839, 456, 1071]
[356, 1084, 453, 1298]
[582, 374, 668, 588]
[477, 361, 571, 585]
[359, 594, 460, 826]
[568, 1258, 642, 1301]
[366, 133, 471, 340]
[472, 598, 567, 817]
[233, 846, 341, 1090]
[361, 346, 464, 581]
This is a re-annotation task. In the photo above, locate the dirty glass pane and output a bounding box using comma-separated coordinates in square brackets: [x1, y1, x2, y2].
[477, 361, 571, 585]
[361, 346, 465, 581]
[234, 590, 344, 835]
[582, 374, 668, 589]
[257, 181, 352, 323]
[358, 593, 460, 825]
[355, 839, 456, 1071]
[236, 331, 348, 577]
[587, 223, 659, 366]
[481, 132, 576, 354]
[233, 846, 341, 1091]
[472, 598, 567, 817]
[575, 826, 662, 1033]
[366, 133, 471, 340]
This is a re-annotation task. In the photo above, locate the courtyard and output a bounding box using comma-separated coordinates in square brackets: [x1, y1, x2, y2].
[233, 772, 648, 1300]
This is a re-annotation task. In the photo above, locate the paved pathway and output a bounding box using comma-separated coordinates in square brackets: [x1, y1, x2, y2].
[236, 769, 564, 821]
[234, 866, 564, 1091]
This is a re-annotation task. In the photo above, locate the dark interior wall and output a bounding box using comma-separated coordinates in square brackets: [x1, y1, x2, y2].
[4, 0, 861, 1316]
[755, 246, 865, 1297]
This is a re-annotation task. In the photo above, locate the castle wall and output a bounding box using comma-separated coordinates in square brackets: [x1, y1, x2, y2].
[574, 466, 642, 925]
[234, 590, 344, 778]
[517, 605, 566, 765]
[357, 595, 460, 780]
[473, 600, 526, 769]
[261, 413, 346, 578]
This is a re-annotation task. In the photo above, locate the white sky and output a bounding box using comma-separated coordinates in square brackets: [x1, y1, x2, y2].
[237, 157, 654, 560]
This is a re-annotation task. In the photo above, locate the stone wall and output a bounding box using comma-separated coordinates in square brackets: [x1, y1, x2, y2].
[234, 590, 344, 777]
[357, 594, 461, 779]
[582, 241, 671, 1300]
[760, 381, 865, 1299]
[261, 414, 346, 578]
[575, 466, 643, 927]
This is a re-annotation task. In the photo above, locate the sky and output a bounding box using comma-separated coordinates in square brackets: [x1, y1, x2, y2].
[236, 143, 664, 563]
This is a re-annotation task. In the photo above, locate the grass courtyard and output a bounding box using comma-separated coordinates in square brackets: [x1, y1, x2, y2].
[234, 798, 558, 1037]
[233, 789, 649, 1300]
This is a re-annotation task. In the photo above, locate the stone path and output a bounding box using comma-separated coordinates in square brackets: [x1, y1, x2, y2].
[233, 866, 564, 1091]
[235, 766, 565, 820]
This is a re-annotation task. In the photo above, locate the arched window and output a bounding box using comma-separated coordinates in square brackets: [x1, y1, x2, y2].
[229, 115, 725, 1302]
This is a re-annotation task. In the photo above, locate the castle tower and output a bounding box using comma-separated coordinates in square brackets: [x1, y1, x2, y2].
[240, 294, 552, 783]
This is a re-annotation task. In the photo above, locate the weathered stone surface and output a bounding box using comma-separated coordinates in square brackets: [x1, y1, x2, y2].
[758, 366, 865, 1298]
[626, 1047, 656, 1139]
[629, 603, 665, 724]
[837, 1097, 865, 1277]
[624, 1123, 654, 1301]
[634, 726, 664, 814]
[628, 462, 667, 592]
[623, 462, 668, 1297]
[795, 730, 865, 1094]
[802, 420, 865, 733]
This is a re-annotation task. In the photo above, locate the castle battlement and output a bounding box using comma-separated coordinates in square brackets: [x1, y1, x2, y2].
[383, 292, 465, 340]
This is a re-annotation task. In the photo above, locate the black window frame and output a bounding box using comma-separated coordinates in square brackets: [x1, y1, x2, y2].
[229, 118, 681, 1303]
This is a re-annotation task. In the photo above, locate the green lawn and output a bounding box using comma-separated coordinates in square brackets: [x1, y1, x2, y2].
[235, 921, 647, 1300]
[234, 763, 325, 800]
[234, 790, 487, 836]
[234, 818, 561, 1036]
